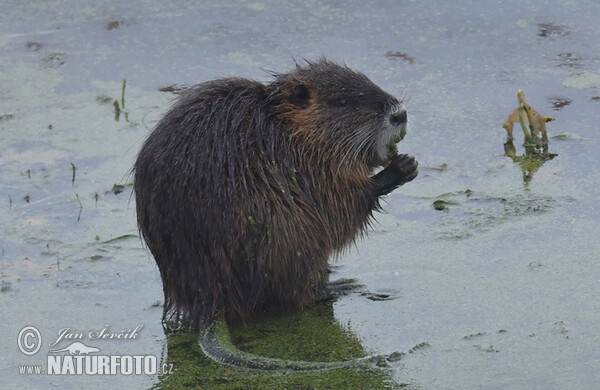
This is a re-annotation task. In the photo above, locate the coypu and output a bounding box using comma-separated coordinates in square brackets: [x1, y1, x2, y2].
[134, 58, 418, 370]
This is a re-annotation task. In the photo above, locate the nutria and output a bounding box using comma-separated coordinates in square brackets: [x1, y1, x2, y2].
[134, 58, 418, 370]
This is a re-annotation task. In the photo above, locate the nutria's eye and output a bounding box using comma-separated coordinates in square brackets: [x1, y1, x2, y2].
[338, 98, 347, 106]
[291, 84, 310, 108]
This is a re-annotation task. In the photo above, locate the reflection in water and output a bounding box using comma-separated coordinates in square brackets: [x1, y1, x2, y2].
[503, 139, 557, 184]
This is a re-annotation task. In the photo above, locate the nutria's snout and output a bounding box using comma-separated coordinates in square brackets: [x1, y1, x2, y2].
[375, 103, 408, 166]
[389, 107, 407, 127]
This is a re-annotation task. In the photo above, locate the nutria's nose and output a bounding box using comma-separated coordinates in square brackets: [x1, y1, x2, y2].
[389, 109, 407, 126]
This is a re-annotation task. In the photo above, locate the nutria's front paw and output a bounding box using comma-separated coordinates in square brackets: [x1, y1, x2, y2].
[373, 154, 418, 196]
[387, 154, 418, 184]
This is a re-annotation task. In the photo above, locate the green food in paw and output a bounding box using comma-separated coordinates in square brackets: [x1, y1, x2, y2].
[385, 128, 406, 164]
[387, 143, 399, 161]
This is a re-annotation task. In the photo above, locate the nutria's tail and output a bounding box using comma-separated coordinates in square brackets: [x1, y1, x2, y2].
[198, 318, 380, 372]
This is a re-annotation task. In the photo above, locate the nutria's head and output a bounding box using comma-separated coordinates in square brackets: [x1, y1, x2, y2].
[270, 59, 407, 168]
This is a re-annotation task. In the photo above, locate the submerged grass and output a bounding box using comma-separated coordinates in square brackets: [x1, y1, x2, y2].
[155, 301, 403, 389]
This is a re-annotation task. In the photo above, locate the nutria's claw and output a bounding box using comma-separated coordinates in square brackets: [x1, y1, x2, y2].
[373, 154, 418, 196]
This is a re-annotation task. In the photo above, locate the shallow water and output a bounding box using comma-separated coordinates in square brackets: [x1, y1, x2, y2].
[1, 0, 599, 388]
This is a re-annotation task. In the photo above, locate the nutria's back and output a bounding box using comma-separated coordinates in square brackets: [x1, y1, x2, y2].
[134, 59, 417, 330]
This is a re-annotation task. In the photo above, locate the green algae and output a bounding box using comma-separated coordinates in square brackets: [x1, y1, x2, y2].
[432, 199, 451, 211]
[100, 233, 138, 244]
[154, 301, 403, 389]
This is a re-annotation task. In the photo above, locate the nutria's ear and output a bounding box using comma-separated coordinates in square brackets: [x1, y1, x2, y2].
[291, 84, 310, 108]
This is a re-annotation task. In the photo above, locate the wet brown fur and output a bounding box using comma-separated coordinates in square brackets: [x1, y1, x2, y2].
[134, 59, 416, 330]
